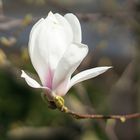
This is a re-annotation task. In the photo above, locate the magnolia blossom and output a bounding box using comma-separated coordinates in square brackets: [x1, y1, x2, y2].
[21, 12, 111, 100]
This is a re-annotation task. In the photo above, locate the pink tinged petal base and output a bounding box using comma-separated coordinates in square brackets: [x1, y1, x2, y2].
[68, 66, 112, 90]
[45, 67, 53, 89]
[52, 43, 88, 96]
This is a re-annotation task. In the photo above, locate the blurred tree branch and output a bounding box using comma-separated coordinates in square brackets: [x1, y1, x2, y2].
[0, 11, 135, 31]
[8, 126, 80, 140]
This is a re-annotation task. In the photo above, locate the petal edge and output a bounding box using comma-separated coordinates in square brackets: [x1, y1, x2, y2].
[68, 66, 112, 90]
[21, 70, 45, 89]
[64, 13, 82, 43]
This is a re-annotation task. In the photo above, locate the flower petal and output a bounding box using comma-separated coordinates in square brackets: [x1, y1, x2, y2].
[29, 18, 44, 57]
[29, 12, 73, 87]
[45, 12, 73, 70]
[54, 13, 73, 44]
[21, 70, 43, 88]
[64, 13, 82, 43]
[21, 70, 54, 100]
[52, 43, 88, 96]
[68, 66, 112, 89]
[29, 18, 49, 86]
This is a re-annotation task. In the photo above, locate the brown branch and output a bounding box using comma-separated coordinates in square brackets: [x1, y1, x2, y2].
[52, 96, 140, 122]
[66, 109, 140, 122]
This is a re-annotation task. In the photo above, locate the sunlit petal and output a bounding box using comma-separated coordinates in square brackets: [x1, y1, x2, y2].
[69, 66, 112, 89]
[54, 13, 73, 45]
[64, 13, 81, 43]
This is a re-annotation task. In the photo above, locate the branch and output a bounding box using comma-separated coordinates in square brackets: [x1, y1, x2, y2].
[67, 110, 140, 122]
[49, 96, 140, 122]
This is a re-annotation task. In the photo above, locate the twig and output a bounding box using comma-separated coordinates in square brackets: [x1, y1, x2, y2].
[51, 96, 140, 122]
[67, 110, 140, 122]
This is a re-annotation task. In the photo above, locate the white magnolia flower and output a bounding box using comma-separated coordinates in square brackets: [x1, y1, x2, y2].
[21, 11, 111, 100]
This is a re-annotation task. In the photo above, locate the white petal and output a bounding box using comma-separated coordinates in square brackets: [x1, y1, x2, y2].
[68, 66, 112, 89]
[21, 70, 42, 88]
[54, 13, 73, 44]
[29, 18, 44, 57]
[29, 12, 73, 87]
[21, 70, 53, 100]
[52, 43, 88, 96]
[47, 11, 58, 23]
[44, 12, 73, 70]
[29, 18, 49, 86]
[64, 13, 82, 43]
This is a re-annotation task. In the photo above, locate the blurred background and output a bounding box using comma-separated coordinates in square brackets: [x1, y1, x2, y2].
[0, 0, 140, 140]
